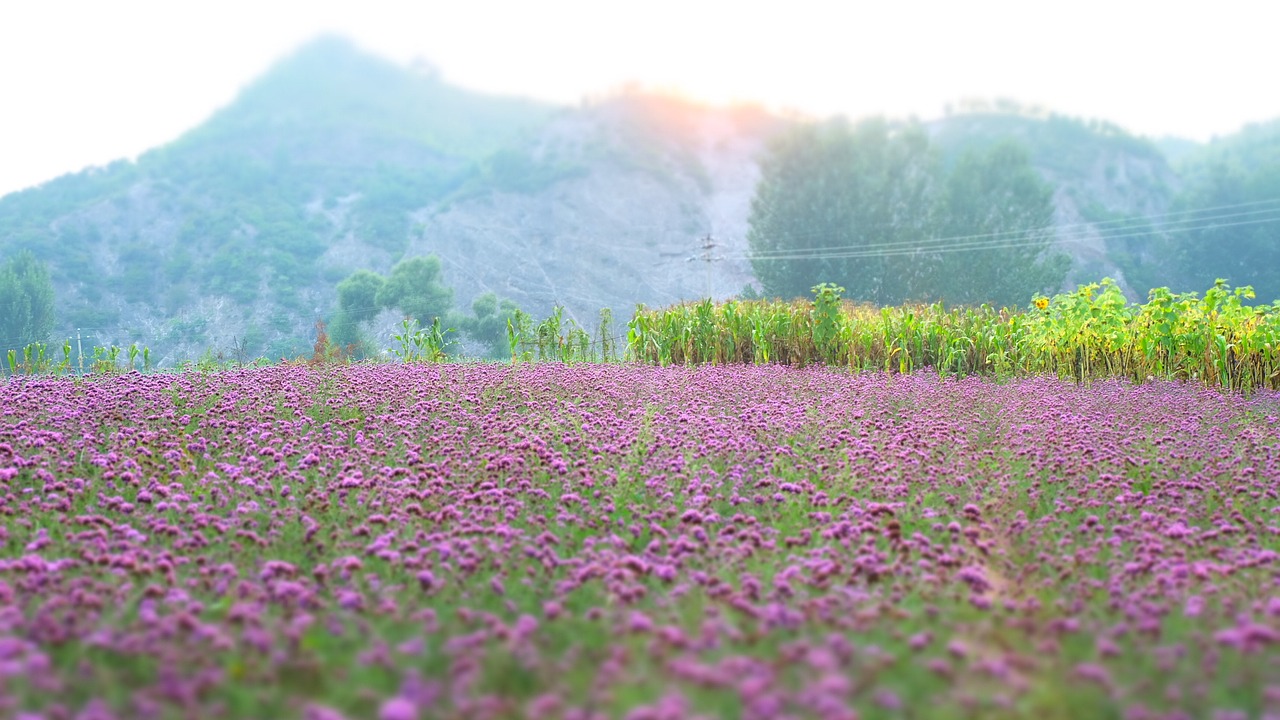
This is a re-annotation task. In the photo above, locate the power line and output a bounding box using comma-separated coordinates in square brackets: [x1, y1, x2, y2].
[741, 197, 1280, 260]
[733, 213, 1280, 262]
[743, 196, 1280, 251]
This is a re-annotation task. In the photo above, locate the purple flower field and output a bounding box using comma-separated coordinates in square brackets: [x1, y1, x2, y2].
[1, 364, 1278, 719]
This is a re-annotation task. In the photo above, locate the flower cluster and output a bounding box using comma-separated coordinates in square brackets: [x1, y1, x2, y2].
[0, 365, 1277, 718]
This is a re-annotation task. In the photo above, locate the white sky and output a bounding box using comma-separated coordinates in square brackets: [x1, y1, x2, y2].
[2, 0, 1277, 198]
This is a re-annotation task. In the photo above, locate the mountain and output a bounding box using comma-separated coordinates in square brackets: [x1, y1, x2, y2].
[0, 36, 557, 362]
[0, 37, 792, 362]
[2, 37, 1272, 364]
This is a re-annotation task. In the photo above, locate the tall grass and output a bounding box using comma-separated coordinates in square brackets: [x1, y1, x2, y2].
[628, 279, 1280, 392]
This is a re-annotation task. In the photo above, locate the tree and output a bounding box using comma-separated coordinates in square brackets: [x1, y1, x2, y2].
[935, 141, 1068, 306]
[1164, 151, 1280, 302]
[374, 255, 454, 324]
[331, 269, 385, 348]
[456, 292, 523, 358]
[748, 118, 1067, 307]
[0, 250, 55, 349]
[748, 117, 938, 304]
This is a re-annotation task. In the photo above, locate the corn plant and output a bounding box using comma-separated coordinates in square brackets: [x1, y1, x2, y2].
[521, 306, 598, 364]
[91, 345, 123, 375]
[596, 308, 618, 363]
[390, 317, 454, 363]
[627, 279, 1280, 393]
[810, 283, 845, 365]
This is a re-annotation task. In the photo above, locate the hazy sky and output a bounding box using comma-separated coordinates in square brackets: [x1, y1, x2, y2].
[2, 0, 1276, 198]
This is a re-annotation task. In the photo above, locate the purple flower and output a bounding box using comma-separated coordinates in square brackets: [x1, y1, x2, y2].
[377, 697, 417, 720]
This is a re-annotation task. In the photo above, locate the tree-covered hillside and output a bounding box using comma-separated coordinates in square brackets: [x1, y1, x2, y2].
[0, 36, 554, 361]
[927, 103, 1180, 297]
[749, 117, 1067, 307]
[930, 105, 1280, 303]
[1155, 120, 1280, 301]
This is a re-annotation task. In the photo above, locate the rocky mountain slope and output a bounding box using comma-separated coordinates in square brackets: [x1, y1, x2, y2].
[405, 95, 781, 330]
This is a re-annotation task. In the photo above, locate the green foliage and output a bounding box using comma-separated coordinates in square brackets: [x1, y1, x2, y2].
[390, 317, 455, 363]
[596, 307, 618, 363]
[456, 292, 524, 359]
[502, 306, 611, 364]
[352, 168, 448, 254]
[749, 118, 1066, 306]
[933, 103, 1165, 175]
[0, 161, 138, 256]
[1078, 202, 1166, 298]
[330, 269, 386, 348]
[936, 141, 1069, 306]
[163, 246, 196, 284]
[628, 278, 1280, 393]
[204, 236, 263, 304]
[0, 250, 56, 350]
[472, 147, 587, 195]
[374, 255, 454, 325]
[7, 344, 52, 376]
[109, 240, 160, 304]
[748, 117, 937, 304]
[67, 306, 120, 330]
[533, 307, 593, 363]
[506, 308, 535, 363]
[5, 339, 149, 377]
[809, 283, 845, 364]
[1157, 121, 1280, 301]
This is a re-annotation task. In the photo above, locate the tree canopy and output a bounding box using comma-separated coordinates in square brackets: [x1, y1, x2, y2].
[1159, 122, 1280, 302]
[455, 291, 523, 359]
[936, 140, 1069, 306]
[328, 259, 526, 359]
[748, 118, 936, 305]
[374, 255, 454, 324]
[0, 250, 56, 349]
[330, 269, 386, 348]
[748, 117, 1067, 307]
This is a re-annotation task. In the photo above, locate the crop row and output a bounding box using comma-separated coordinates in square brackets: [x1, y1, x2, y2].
[628, 279, 1280, 392]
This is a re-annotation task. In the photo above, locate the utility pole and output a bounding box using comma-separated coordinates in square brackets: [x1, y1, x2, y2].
[700, 234, 719, 300]
[685, 234, 723, 301]
[76, 329, 83, 375]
